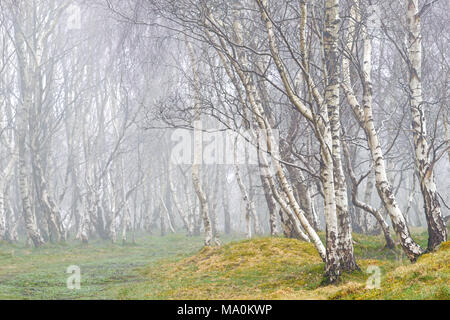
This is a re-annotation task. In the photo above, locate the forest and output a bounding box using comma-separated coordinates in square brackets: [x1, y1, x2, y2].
[0, 0, 448, 300]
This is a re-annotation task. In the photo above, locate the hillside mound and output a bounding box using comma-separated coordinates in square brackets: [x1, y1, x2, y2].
[123, 237, 449, 299]
[332, 241, 450, 299]
[140, 237, 328, 299]
[179, 237, 321, 273]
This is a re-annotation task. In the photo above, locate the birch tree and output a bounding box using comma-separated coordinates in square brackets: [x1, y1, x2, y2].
[406, 0, 447, 251]
[341, 1, 423, 260]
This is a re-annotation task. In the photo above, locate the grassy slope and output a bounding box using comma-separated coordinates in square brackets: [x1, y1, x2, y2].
[332, 240, 450, 299]
[0, 230, 448, 299]
[106, 230, 449, 300]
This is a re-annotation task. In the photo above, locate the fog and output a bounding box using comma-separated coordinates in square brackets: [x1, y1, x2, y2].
[0, 0, 448, 288]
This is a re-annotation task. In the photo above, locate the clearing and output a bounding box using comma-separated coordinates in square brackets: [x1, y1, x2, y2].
[0, 230, 448, 299]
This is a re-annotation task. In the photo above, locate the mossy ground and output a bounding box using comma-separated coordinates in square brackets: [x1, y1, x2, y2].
[0, 229, 448, 299]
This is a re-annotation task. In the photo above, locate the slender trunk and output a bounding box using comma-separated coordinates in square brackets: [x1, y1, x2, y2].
[12, 9, 45, 247]
[343, 142, 395, 249]
[119, 162, 131, 243]
[160, 193, 175, 234]
[159, 205, 166, 236]
[280, 140, 318, 230]
[342, 2, 423, 261]
[363, 169, 375, 233]
[229, 3, 326, 259]
[77, 193, 90, 244]
[234, 137, 257, 239]
[255, 0, 342, 281]
[31, 146, 64, 242]
[186, 40, 216, 246]
[5, 191, 19, 243]
[258, 164, 278, 236]
[404, 174, 417, 226]
[248, 166, 262, 235]
[223, 180, 231, 234]
[443, 111, 450, 165]
[406, 0, 447, 251]
[257, 145, 309, 241]
[209, 169, 220, 239]
[168, 161, 193, 235]
[324, 0, 358, 274]
[17, 90, 44, 248]
[0, 184, 5, 241]
[0, 158, 14, 241]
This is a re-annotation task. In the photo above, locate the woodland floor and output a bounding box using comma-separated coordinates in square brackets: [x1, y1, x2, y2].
[0, 229, 448, 299]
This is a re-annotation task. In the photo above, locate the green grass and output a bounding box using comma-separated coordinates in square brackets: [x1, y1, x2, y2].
[0, 233, 233, 299]
[331, 240, 450, 300]
[0, 229, 448, 300]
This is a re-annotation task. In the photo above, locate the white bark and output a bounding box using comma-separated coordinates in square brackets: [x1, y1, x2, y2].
[11, 7, 44, 247]
[406, 0, 447, 250]
[221, 9, 326, 258]
[255, 0, 346, 280]
[233, 136, 258, 239]
[168, 161, 194, 235]
[186, 39, 216, 246]
[342, 2, 423, 260]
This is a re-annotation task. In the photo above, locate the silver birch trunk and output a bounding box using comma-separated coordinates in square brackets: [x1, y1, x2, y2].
[0, 157, 15, 241]
[233, 137, 256, 239]
[12, 12, 44, 247]
[168, 161, 194, 235]
[160, 193, 175, 234]
[342, 2, 423, 261]
[216, 4, 325, 259]
[258, 164, 278, 236]
[324, 0, 358, 274]
[31, 148, 64, 242]
[226, 11, 324, 256]
[255, 0, 342, 280]
[343, 142, 396, 249]
[363, 169, 375, 233]
[222, 184, 231, 235]
[406, 0, 447, 250]
[186, 40, 215, 246]
[443, 112, 450, 165]
[257, 145, 309, 241]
